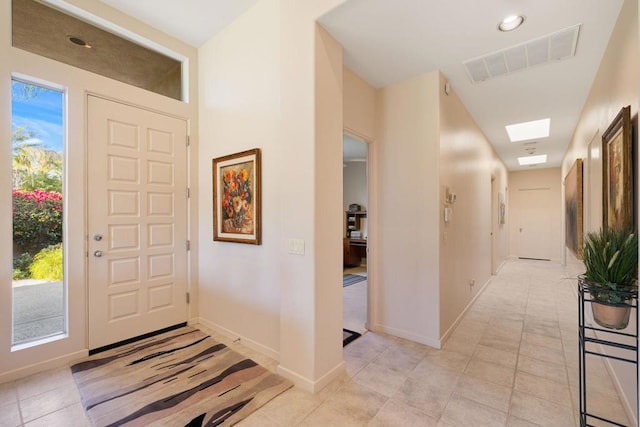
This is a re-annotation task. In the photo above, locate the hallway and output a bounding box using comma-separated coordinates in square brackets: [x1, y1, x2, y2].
[244, 258, 630, 426]
[0, 259, 632, 426]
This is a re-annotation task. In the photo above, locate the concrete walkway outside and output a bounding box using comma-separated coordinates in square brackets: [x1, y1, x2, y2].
[12, 280, 64, 344]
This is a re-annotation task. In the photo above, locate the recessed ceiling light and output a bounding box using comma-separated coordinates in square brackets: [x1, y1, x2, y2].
[518, 154, 547, 166]
[498, 15, 525, 32]
[506, 118, 550, 142]
[68, 36, 91, 48]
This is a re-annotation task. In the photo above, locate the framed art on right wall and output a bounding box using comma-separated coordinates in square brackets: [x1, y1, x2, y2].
[602, 105, 633, 231]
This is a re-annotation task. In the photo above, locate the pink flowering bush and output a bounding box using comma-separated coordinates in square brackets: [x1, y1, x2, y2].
[13, 189, 63, 256]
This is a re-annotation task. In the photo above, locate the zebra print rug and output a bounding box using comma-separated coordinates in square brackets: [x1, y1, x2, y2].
[70, 326, 292, 426]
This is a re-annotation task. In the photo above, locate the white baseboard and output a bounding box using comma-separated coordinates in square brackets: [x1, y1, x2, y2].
[195, 317, 280, 361]
[494, 259, 506, 274]
[371, 324, 441, 349]
[440, 276, 492, 345]
[195, 318, 346, 394]
[598, 341, 638, 426]
[277, 361, 346, 393]
[0, 350, 88, 384]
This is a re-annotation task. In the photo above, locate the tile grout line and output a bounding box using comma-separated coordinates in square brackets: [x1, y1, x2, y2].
[503, 270, 529, 425]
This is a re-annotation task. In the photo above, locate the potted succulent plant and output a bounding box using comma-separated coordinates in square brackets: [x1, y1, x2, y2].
[581, 228, 638, 329]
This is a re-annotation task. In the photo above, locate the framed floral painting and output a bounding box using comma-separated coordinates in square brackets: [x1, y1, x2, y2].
[212, 148, 261, 244]
[602, 106, 633, 232]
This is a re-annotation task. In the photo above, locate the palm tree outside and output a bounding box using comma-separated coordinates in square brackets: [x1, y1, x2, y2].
[11, 79, 65, 345]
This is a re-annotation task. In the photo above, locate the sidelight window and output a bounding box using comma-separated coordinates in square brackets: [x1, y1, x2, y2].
[11, 78, 66, 347]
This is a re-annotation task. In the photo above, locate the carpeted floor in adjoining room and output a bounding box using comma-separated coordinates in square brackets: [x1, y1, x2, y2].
[343, 274, 366, 287]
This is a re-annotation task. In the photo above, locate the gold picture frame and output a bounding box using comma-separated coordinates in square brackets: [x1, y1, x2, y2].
[602, 106, 633, 232]
[565, 158, 583, 258]
[212, 148, 261, 244]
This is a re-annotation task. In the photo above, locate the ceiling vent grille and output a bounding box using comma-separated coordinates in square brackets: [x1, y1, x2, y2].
[463, 24, 581, 84]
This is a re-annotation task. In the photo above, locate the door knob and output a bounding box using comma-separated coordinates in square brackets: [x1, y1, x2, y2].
[93, 250, 103, 257]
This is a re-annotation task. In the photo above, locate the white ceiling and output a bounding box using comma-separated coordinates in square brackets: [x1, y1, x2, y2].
[319, 0, 623, 171]
[343, 134, 367, 162]
[100, 0, 624, 171]
[99, 0, 259, 47]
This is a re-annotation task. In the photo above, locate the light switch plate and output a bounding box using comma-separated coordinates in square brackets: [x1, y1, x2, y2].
[288, 238, 305, 255]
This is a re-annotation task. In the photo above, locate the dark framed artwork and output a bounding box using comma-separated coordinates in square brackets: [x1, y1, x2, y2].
[565, 158, 583, 258]
[212, 148, 261, 244]
[602, 106, 633, 231]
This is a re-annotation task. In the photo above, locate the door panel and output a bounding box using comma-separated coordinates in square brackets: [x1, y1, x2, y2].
[87, 96, 188, 349]
[516, 188, 552, 260]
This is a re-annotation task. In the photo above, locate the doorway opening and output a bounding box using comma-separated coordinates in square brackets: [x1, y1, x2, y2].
[11, 78, 66, 348]
[342, 134, 368, 338]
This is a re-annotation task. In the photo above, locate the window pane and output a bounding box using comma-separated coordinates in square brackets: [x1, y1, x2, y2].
[11, 79, 66, 346]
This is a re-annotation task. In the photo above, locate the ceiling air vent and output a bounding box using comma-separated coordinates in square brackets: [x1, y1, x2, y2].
[464, 24, 581, 84]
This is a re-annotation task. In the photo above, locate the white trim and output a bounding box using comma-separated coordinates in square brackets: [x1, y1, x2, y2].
[440, 276, 492, 345]
[599, 344, 638, 427]
[277, 361, 346, 393]
[11, 333, 69, 353]
[343, 127, 375, 145]
[11, 73, 66, 92]
[371, 324, 441, 349]
[0, 350, 87, 384]
[195, 317, 280, 361]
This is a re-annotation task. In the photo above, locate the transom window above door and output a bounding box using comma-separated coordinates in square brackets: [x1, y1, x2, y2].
[12, 0, 184, 101]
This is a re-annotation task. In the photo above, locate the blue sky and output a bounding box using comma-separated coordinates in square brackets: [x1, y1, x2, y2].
[11, 81, 64, 152]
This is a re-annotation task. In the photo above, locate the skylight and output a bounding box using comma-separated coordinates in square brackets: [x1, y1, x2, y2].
[506, 118, 551, 142]
[518, 154, 548, 166]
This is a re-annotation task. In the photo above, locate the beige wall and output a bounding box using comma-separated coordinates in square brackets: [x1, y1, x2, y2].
[344, 66, 510, 346]
[343, 162, 367, 210]
[198, 0, 347, 392]
[344, 67, 376, 141]
[374, 71, 441, 346]
[563, 0, 639, 234]
[561, 0, 638, 422]
[438, 73, 509, 338]
[198, 0, 282, 358]
[0, 0, 199, 380]
[508, 168, 563, 262]
[311, 23, 344, 382]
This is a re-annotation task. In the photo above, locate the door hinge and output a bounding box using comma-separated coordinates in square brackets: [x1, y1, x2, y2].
[187, 187, 190, 198]
[186, 135, 190, 146]
[186, 292, 190, 304]
[186, 240, 190, 251]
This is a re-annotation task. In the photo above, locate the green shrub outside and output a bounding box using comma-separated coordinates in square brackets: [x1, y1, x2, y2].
[12, 252, 33, 280]
[13, 189, 62, 256]
[29, 244, 63, 281]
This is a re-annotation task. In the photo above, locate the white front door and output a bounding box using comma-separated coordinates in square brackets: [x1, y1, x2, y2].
[87, 96, 188, 350]
[516, 188, 552, 260]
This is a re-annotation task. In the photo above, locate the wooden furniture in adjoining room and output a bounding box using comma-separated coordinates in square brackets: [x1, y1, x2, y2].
[344, 210, 367, 267]
[344, 237, 367, 267]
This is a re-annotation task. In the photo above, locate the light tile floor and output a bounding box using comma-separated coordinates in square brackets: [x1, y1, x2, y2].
[0, 259, 633, 426]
